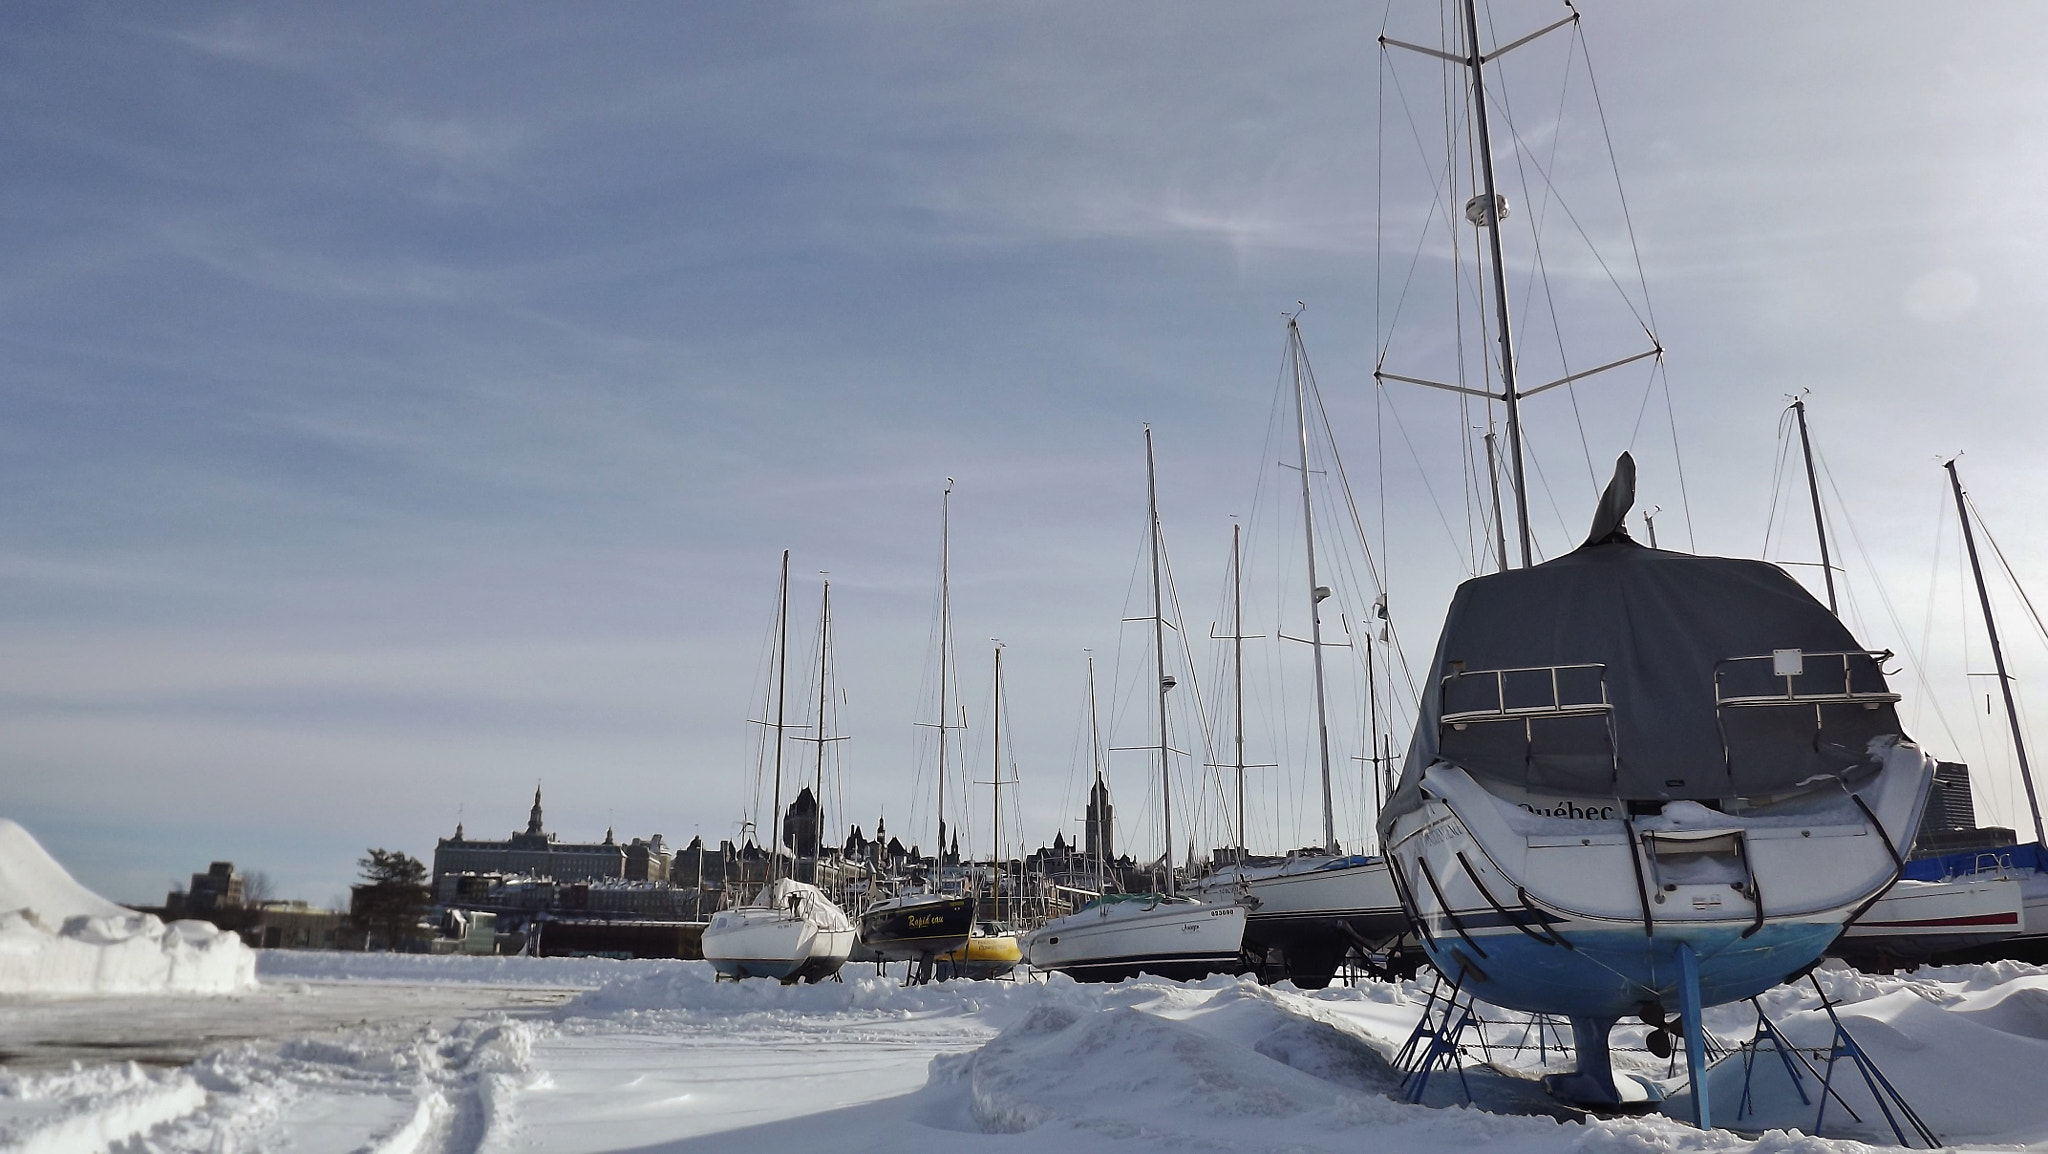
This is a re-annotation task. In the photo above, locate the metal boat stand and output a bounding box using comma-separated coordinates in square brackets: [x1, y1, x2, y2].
[1727, 977, 1938, 1146]
[1734, 997, 1830, 1122]
[1809, 974, 1939, 1146]
[1392, 970, 1480, 1105]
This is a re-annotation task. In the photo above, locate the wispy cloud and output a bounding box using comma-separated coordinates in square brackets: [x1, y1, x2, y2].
[8, 1, 2048, 898]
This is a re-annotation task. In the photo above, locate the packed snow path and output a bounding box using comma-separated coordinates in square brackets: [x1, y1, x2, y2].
[1, 952, 2045, 1152]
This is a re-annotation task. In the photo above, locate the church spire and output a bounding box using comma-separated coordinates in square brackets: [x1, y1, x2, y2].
[526, 784, 545, 837]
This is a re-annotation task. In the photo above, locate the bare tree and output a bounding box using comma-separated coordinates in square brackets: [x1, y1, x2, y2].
[241, 870, 274, 907]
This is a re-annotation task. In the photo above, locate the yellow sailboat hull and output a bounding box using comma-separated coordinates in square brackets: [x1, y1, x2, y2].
[937, 932, 1021, 980]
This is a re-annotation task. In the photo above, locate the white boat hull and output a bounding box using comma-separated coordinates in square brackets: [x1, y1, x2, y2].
[701, 880, 855, 983]
[1835, 874, 2024, 963]
[1881, 843, 2048, 963]
[1024, 896, 1246, 983]
[1195, 855, 1406, 984]
[1384, 739, 1932, 1021]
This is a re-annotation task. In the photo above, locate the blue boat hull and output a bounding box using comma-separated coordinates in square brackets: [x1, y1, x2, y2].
[1417, 918, 1843, 1020]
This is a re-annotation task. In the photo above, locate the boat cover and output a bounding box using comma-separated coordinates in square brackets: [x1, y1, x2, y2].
[1902, 841, 2046, 881]
[1382, 454, 1905, 824]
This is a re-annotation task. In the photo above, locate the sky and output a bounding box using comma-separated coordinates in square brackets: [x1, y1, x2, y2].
[7, 1, 2048, 906]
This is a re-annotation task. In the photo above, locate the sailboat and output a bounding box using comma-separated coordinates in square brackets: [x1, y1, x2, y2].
[1024, 427, 1248, 983]
[1192, 318, 1407, 989]
[1382, 454, 1934, 1106]
[1764, 403, 2029, 968]
[858, 482, 975, 980]
[939, 642, 1023, 980]
[1844, 458, 2048, 965]
[703, 551, 857, 983]
[1375, 2, 1934, 1114]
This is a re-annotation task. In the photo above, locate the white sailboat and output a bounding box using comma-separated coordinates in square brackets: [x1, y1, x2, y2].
[1381, 455, 1934, 1108]
[1025, 426, 1247, 982]
[1374, 3, 1934, 1118]
[703, 551, 856, 983]
[703, 877, 856, 983]
[1775, 402, 2034, 968]
[1192, 319, 1405, 988]
[1835, 871, 2025, 966]
[1852, 458, 2048, 965]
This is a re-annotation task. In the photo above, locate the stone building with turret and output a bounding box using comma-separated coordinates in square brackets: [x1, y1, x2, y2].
[1084, 775, 1113, 864]
[431, 787, 670, 899]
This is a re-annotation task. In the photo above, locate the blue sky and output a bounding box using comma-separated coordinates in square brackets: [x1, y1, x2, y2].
[8, 2, 2048, 905]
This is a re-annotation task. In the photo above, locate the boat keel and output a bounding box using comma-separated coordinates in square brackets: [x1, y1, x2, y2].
[1542, 1015, 1624, 1108]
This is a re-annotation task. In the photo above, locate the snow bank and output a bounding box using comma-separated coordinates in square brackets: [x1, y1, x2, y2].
[0, 820, 253, 995]
[919, 977, 1560, 1150]
[1681, 959, 2048, 1145]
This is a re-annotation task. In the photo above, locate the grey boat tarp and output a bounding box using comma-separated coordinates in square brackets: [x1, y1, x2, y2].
[1381, 463, 1903, 828]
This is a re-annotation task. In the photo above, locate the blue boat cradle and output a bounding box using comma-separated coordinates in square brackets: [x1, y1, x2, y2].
[1725, 976, 1939, 1147]
[1393, 961, 1940, 1142]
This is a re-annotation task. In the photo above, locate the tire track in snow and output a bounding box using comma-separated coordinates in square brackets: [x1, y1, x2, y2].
[0, 1065, 206, 1154]
[358, 1020, 536, 1154]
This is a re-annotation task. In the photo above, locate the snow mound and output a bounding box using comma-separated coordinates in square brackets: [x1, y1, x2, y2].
[926, 980, 1410, 1139]
[1674, 960, 2048, 1145]
[0, 819, 254, 995]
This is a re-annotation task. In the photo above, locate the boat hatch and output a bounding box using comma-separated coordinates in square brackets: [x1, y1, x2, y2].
[1642, 830, 1747, 888]
[1714, 651, 1903, 794]
[1439, 663, 1617, 792]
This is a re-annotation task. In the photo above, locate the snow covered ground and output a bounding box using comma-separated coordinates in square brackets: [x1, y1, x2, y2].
[1, 951, 2044, 1152]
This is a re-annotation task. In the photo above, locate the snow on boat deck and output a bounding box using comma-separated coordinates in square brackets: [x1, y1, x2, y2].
[0, 951, 2043, 1152]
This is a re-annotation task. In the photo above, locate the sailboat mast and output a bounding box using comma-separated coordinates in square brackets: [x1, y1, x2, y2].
[814, 580, 832, 877]
[992, 641, 1004, 912]
[1367, 628, 1382, 846]
[1946, 459, 2047, 846]
[1462, 0, 1532, 569]
[1793, 398, 1839, 614]
[1484, 430, 1509, 575]
[1088, 653, 1106, 895]
[936, 481, 953, 882]
[1289, 320, 1339, 853]
[770, 549, 791, 883]
[1231, 522, 1247, 861]
[1144, 425, 1176, 898]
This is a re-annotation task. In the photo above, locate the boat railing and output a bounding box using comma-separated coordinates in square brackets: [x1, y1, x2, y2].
[1713, 650, 1900, 710]
[1438, 662, 1612, 728]
[1967, 851, 2017, 879]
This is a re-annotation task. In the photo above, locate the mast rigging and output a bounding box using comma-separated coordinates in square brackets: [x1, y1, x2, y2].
[1946, 457, 2047, 846]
